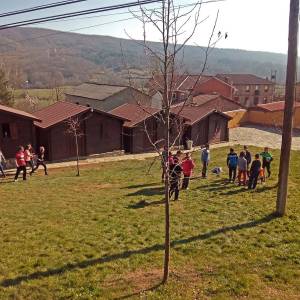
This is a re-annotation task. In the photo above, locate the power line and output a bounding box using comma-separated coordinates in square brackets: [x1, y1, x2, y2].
[45, 0, 225, 24]
[0, 0, 162, 30]
[0, 0, 227, 53]
[0, 0, 89, 18]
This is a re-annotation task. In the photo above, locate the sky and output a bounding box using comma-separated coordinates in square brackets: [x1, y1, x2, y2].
[0, 0, 290, 54]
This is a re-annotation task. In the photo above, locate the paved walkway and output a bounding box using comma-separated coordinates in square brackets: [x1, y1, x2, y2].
[46, 142, 232, 170]
[230, 125, 300, 150]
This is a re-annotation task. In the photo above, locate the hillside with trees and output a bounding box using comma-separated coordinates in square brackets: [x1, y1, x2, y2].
[0, 27, 289, 88]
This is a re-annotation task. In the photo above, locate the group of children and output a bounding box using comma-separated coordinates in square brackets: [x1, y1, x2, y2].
[225, 146, 273, 189]
[0, 145, 48, 181]
[162, 144, 273, 200]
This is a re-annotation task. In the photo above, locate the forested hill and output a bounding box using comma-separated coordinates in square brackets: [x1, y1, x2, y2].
[0, 27, 288, 88]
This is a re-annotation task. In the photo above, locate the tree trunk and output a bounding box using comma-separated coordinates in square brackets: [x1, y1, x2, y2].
[75, 134, 80, 176]
[276, 0, 299, 216]
[163, 110, 170, 284]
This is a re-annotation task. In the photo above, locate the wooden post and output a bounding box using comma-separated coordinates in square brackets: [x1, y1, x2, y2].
[276, 0, 299, 216]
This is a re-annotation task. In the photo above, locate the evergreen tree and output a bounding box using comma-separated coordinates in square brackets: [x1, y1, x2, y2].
[0, 69, 13, 106]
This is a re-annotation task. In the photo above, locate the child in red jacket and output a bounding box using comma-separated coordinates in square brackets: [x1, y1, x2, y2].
[181, 152, 195, 190]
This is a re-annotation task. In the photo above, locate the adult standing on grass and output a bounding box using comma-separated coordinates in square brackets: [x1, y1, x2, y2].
[33, 146, 48, 176]
[14, 146, 27, 182]
[244, 145, 252, 176]
[227, 148, 238, 183]
[0, 147, 6, 178]
[201, 144, 210, 178]
[248, 154, 262, 190]
[260, 147, 273, 178]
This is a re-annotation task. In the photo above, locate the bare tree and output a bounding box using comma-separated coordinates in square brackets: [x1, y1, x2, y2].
[123, 0, 223, 283]
[66, 117, 84, 176]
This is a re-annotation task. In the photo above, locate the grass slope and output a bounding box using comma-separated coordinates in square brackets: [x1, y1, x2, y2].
[0, 146, 300, 299]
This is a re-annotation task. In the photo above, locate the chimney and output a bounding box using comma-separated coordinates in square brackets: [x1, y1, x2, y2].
[224, 76, 229, 83]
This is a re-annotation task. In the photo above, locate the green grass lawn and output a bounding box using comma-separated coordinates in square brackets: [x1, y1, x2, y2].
[1, 146, 300, 299]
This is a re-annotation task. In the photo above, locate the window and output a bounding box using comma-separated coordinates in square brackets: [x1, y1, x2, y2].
[255, 85, 259, 91]
[254, 97, 259, 105]
[245, 85, 250, 92]
[2, 123, 11, 138]
[264, 85, 269, 92]
[264, 97, 268, 103]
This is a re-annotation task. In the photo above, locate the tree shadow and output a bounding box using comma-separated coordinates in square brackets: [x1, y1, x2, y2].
[127, 187, 164, 197]
[219, 184, 278, 196]
[122, 182, 159, 189]
[127, 199, 165, 209]
[0, 212, 278, 288]
[114, 282, 163, 300]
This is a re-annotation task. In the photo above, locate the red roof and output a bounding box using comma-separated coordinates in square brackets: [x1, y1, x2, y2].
[34, 101, 126, 129]
[191, 94, 243, 108]
[33, 101, 91, 129]
[216, 74, 274, 85]
[252, 101, 300, 112]
[0, 104, 40, 121]
[110, 103, 161, 127]
[171, 105, 231, 125]
[148, 74, 235, 95]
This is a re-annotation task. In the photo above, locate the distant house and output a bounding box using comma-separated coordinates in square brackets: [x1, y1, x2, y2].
[34, 101, 125, 161]
[171, 105, 231, 146]
[216, 73, 275, 107]
[148, 74, 236, 104]
[0, 104, 40, 159]
[188, 94, 243, 112]
[65, 82, 159, 112]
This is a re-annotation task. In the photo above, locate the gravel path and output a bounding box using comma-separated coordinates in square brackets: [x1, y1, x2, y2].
[230, 125, 300, 150]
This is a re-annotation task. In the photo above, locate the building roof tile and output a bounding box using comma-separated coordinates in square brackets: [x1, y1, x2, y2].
[216, 73, 274, 85]
[252, 101, 300, 112]
[0, 103, 40, 121]
[65, 82, 129, 101]
[110, 103, 161, 127]
[171, 105, 231, 125]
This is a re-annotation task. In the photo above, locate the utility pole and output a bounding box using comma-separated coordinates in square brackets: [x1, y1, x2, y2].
[276, 0, 299, 216]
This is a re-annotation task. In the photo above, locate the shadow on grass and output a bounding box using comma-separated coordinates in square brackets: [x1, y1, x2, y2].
[1, 213, 279, 288]
[114, 282, 163, 300]
[122, 182, 159, 189]
[219, 184, 278, 196]
[127, 199, 165, 209]
[127, 187, 164, 197]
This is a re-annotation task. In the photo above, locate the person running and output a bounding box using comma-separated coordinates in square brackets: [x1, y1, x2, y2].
[227, 148, 238, 183]
[244, 145, 252, 176]
[237, 151, 247, 186]
[169, 151, 182, 201]
[14, 146, 27, 181]
[181, 152, 195, 190]
[0, 148, 6, 177]
[260, 147, 273, 178]
[248, 154, 262, 189]
[201, 144, 210, 178]
[24, 144, 35, 175]
[33, 146, 48, 175]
